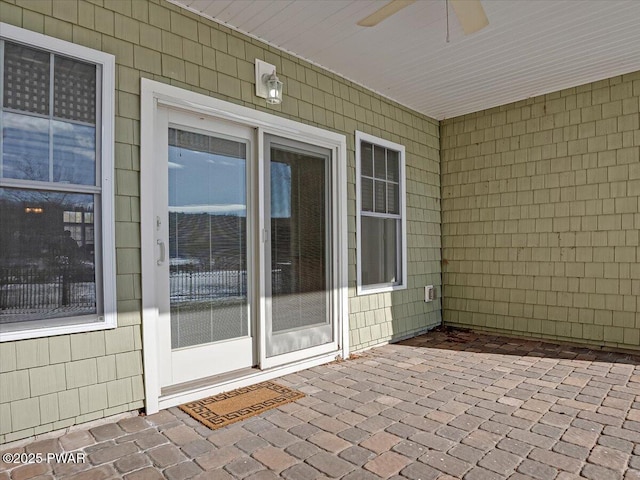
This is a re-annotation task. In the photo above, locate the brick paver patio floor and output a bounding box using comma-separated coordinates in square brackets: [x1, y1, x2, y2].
[2, 329, 639, 480]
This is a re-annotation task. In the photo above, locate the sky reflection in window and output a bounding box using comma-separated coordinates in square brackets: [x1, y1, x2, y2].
[2, 112, 49, 181]
[53, 121, 96, 185]
[2, 112, 95, 185]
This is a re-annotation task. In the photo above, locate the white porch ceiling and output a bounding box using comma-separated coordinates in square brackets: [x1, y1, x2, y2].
[170, 0, 640, 120]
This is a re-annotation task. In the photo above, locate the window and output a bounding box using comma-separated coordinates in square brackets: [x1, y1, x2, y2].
[0, 23, 115, 341]
[356, 131, 407, 294]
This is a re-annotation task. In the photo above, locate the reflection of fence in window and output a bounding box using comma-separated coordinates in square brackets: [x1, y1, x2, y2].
[0, 266, 96, 317]
[169, 268, 285, 302]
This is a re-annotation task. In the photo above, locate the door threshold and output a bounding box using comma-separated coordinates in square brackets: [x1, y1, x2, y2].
[161, 366, 260, 397]
[156, 350, 340, 411]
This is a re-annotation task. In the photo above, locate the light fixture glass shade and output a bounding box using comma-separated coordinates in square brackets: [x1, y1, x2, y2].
[265, 73, 283, 104]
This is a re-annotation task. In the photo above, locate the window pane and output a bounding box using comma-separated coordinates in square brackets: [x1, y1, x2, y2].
[52, 120, 96, 185]
[3, 42, 50, 116]
[374, 180, 386, 213]
[387, 150, 399, 182]
[361, 177, 373, 212]
[374, 145, 386, 180]
[54, 56, 96, 124]
[361, 216, 399, 286]
[2, 112, 49, 181]
[170, 128, 246, 159]
[270, 147, 328, 341]
[387, 182, 399, 215]
[0, 188, 98, 324]
[361, 141, 373, 177]
[168, 129, 248, 348]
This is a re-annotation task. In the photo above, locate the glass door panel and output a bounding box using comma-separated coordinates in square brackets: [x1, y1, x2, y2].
[265, 135, 333, 358]
[168, 128, 249, 349]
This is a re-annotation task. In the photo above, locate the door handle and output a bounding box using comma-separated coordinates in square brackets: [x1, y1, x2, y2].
[157, 239, 165, 265]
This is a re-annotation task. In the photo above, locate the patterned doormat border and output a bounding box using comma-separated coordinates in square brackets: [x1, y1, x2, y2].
[178, 381, 305, 430]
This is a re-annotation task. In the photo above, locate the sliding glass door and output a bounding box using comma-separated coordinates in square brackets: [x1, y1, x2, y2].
[156, 109, 255, 386]
[264, 136, 334, 359]
[142, 81, 347, 411]
[155, 112, 338, 386]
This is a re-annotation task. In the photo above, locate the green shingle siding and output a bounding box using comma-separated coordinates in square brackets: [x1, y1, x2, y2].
[0, 0, 441, 443]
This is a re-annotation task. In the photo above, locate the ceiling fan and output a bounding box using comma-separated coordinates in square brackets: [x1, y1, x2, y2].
[357, 0, 489, 36]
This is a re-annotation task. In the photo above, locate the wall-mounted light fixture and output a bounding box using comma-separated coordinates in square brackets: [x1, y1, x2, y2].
[255, 59, 283, 105]
[24, 207, 44, 214]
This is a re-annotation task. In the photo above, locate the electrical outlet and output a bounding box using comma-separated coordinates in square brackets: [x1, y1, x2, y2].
[425, 285, 435, 302]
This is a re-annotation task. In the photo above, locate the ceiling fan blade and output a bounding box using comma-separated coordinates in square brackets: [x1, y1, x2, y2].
[357, 0, 416, 27]
[450, 0, 489, 35]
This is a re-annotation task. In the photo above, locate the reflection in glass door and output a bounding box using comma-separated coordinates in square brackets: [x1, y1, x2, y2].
[168, 128, 250, 350]
[265, 136, 333, 357]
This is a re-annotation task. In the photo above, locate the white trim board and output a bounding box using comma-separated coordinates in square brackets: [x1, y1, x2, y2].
[158, 351, 340, 410]
[140, 79, 349, 414]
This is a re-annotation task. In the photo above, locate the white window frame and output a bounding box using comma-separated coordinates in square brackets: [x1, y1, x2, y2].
[355, 131, 407, 295]
[0, 23, 116, 342]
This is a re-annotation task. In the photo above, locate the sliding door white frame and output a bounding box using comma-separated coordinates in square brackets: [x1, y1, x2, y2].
[141, 79, 348, 413]
[260, 134, 338, 368]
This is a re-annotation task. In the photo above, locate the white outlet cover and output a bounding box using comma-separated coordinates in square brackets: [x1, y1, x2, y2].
[425, 285, 435, 302]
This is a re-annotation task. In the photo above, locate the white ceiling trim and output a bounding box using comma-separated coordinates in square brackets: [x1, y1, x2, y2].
[169, 0, 640, 121]
[167, 0, 444, 119]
